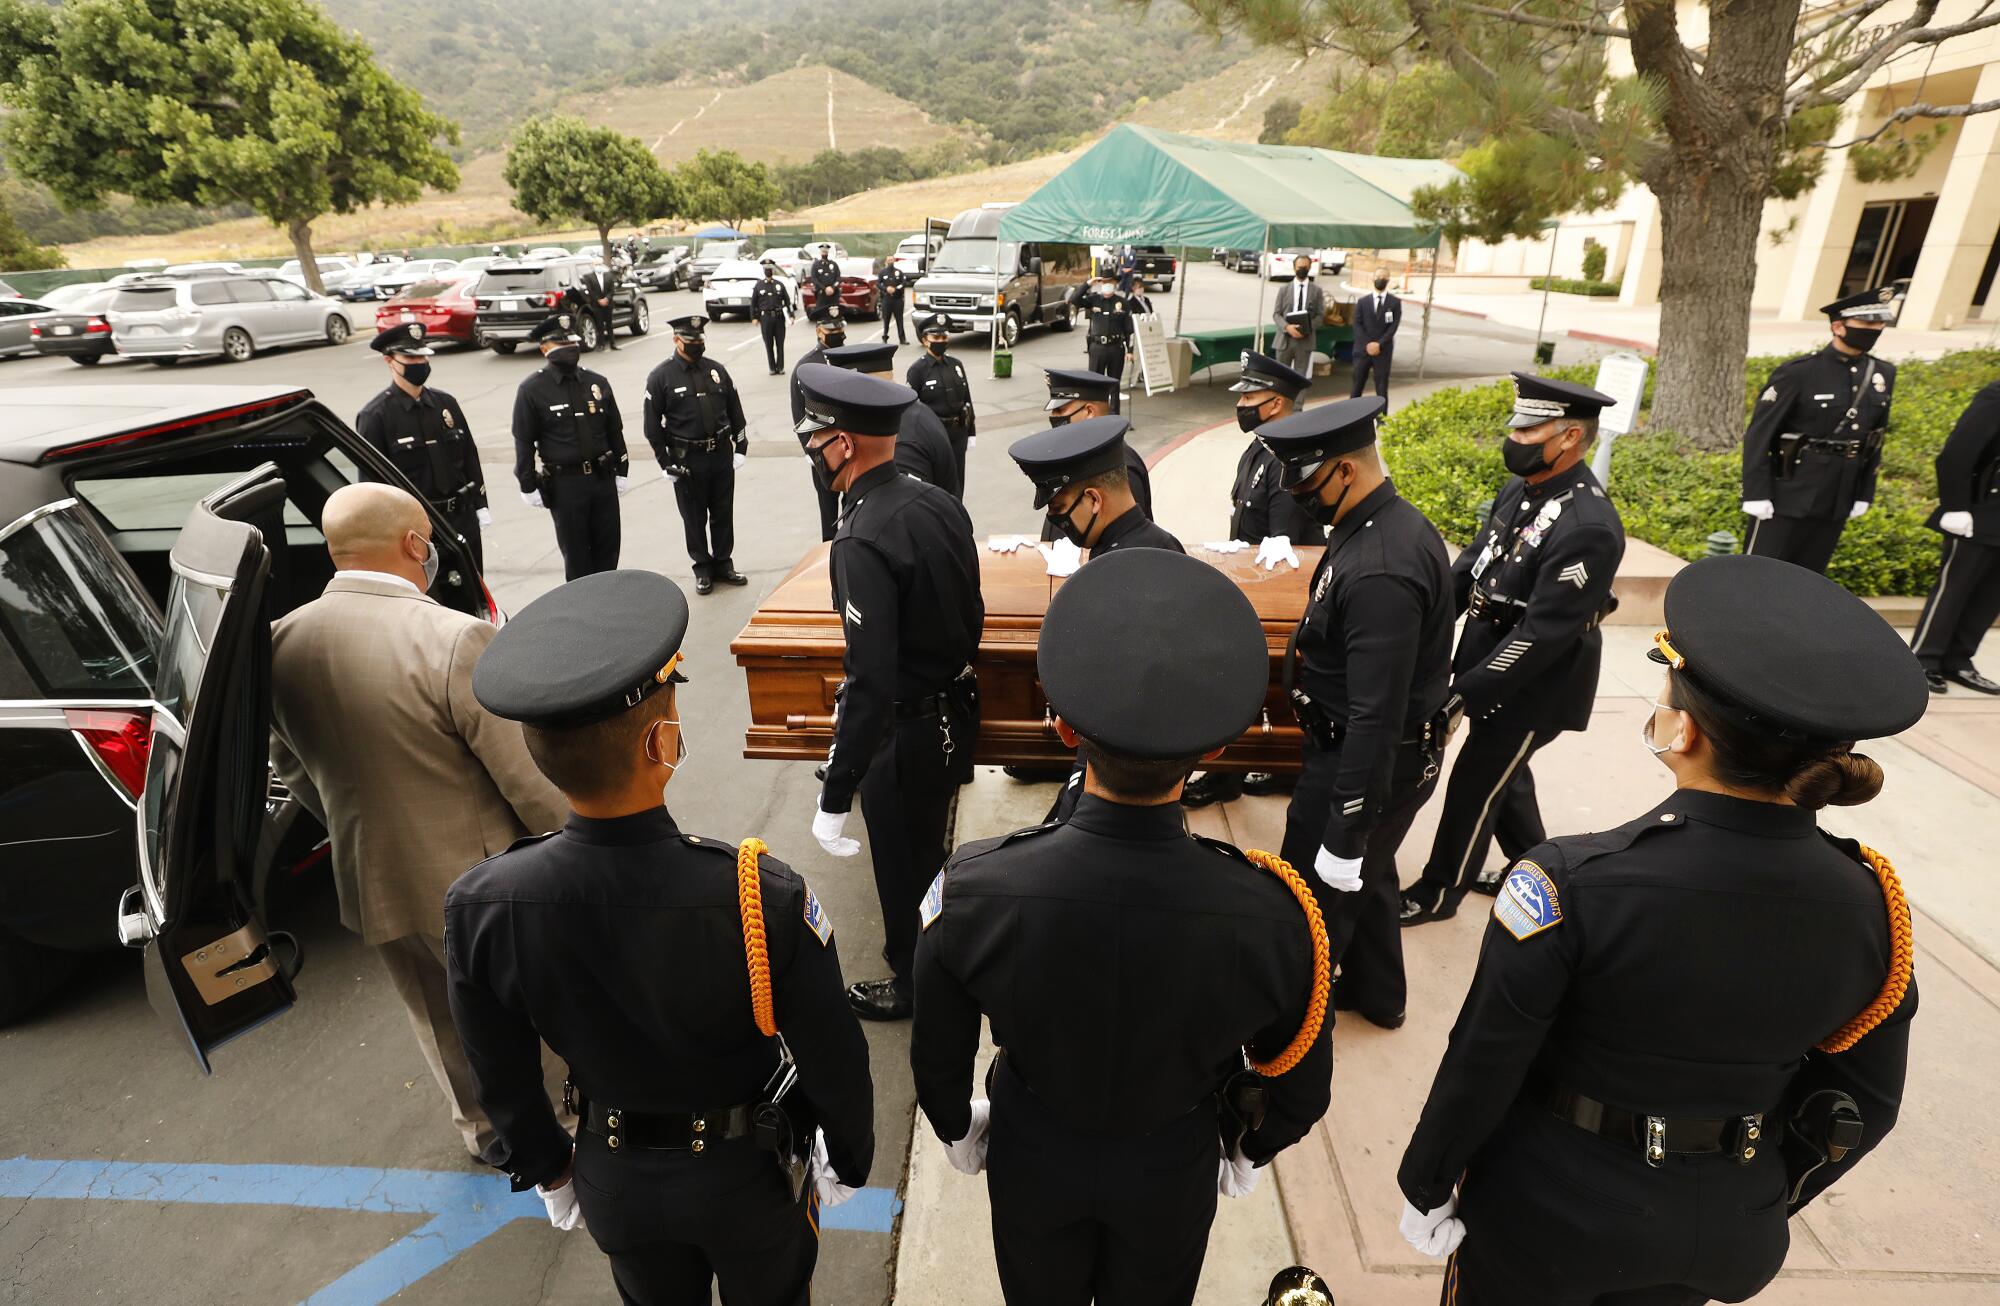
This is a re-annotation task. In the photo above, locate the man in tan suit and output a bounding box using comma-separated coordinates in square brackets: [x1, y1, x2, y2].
[270, 483, 569, 1161]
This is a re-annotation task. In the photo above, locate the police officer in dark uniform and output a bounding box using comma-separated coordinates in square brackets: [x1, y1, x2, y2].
[877, 259, 911, 344]
[909, 547, 1333, 1306]
[1741, 286, 1899, 574]
[1042, 368, 1153, 519]
[807, 243, 841, 312]
[906, 314, 976, 490]
[792, 305, 852, 541]
[1397, 554, 1925, 1306]
[750, 259, 798, 375]
[513, 313, 629, 581]
[797, 364, 983, 1023]
[1250, 397, 1453, 1028]
[444, 569, 875, 1306]
[356, 321, 489, 571]
[1400, 374, 1626, 925]
[1914, 377, 2000, 694]
[823, 342, 961, 498]
[645, 315, 748, 597]
[1009, 415, 1182, 557]
[1065, 276, 1144, 413]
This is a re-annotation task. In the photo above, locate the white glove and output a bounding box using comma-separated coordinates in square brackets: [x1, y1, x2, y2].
[1255, 535, 1301, 571]
[520, 490, 545, 510]
[1941, 510, 1975, 538]
[967, 436, 978, 450]
[1038, 538, 1083, 577]
[615, 476, 632, 496]
[1399, 1196, 1465, 1258]
[537, 1178, 583, 1231]
[665, 471, 682, 484]
[987, 535, 1031, 553]
[1314, 846, 1365, 893]
[1741, 498, 1775, 521]
[476, 507, 493, 528]
[1218, 1144, 1259, 1198]
[1202, 539, 1250, 554]
[733, 452, 748, 471]
[811, 1128, 859, 1209]
[1849, 499, 1870, 520]
[812, 803, 860, 858]
[941, 1099, 991, 1176]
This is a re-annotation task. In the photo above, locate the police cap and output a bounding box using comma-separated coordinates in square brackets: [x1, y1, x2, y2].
[823, 341, 897, 373]
[1228, 350, 1310, 401]
[472, 570, 690, 729]
[809, 303, 846, 326]
[1256, 396, 1384, 488]
[370, 321, 435, 357]
[1507, 372, 1616, 428]
[1043, 367, 1119, 413]
[668, 314, 707, 338]
[1820, 285, 1900, 322]
[917, 312, 951, 336]
[793, 362, 915, 438]
[528, 312, 581, 344]
[1009, 414, 1131, 508]
[1647, 555, 1927, 741]
[1039, 549, 1267, 759]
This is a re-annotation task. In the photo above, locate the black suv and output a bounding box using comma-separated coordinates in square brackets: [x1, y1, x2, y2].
[472, 258, 650, 354]
[0, 385, 494, 1044]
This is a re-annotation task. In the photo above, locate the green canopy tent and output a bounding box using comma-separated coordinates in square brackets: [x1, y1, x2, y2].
[998, 123, 1462, 358]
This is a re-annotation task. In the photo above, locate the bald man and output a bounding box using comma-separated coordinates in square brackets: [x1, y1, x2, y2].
[269, 484, 571, 1162]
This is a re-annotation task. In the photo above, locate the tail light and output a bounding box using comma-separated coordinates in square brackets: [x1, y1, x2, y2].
[543, 291, 562, 308]
[67, 708, 153, 799]
[85, 317, 110, 335]
[479, 574, 504, 626]
[29, 324, 41, 338]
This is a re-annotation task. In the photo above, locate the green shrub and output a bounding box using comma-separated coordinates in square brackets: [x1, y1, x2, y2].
[1529, 276, 1619, 297]
[1581, 239, 1607, 283]
[1380, 349, 2000, 596]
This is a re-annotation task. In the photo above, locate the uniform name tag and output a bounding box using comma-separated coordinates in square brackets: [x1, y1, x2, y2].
[1494, 860, 1562, 941]
[803, 884, 834, 946]
[919, 871, 945, 930]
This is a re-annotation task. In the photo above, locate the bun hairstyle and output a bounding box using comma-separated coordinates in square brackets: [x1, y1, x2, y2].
[1668, 673, 1884, 810]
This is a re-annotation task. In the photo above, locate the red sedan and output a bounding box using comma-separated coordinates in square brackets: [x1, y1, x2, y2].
[375, 273, 479, 345]
[800, 273, 878, 319]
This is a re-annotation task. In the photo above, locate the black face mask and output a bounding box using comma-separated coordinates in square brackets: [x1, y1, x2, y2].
[1841, 325, 1883, 354]
[1295, 470, 1351, 527]
[1236, 404, 1267, 433]
[1295, 268, 1310, 281]
[397, 360, 431, 387]
[926, 338, 948, 356]
[1048, 493, 1097, 547]
[807, 436, 845, 493]
[823, 330, 846, 349]
[1048, 412, 1073, 428]
[1373, 279, 1389, 292]
[548, 346, 581, 373]
[681, 340, 706, 361]
[1503, 436, 1554, 476]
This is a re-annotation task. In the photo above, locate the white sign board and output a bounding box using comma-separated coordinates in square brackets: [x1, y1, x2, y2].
[1133, 312, 1175, 396]
[1592, 353, 1649, 437]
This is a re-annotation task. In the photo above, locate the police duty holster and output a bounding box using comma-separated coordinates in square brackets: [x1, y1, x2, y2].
[736, 840, 812, 1202]
[1781, 1088, 1864, 1209]
[1217, 1067, 1270, 1158]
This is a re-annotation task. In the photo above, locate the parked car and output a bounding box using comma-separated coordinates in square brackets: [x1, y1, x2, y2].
[702, 259, 769, 320]
[526, 245, 575, 260]
[27, 289, 118, 365]
[758, 246, 810, 281]
[1314, 248, 1349, 276]
[685, 238, 749, 291]
[0, 383, 497, 1028]
[473, 259, 649, 353]
[889, 233, 942, 276]
[40, 282, 112, 309]
[331, 263, 418, 302]
[162, 261, 248, 278]
[1129, 246, 1177, 292]
[910, 203, 1088, 347]
[1217, 249, 1259, 273]
[1263, 248, 1323, 280]
[106, 275, 354, 365]
[369, 259, 460, 300]
[797, 258, 878, 319]
[0, 300, 61, 359]
[375, 274, 480, 347]
[276, 257, 358, 291]
[629, 245, 691, 291]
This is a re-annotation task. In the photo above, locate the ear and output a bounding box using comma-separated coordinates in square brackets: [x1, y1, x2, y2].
[1053, 716, 1081, 748]
[1667, 706, 1697, 754]
[1199, 745, 1227, 763]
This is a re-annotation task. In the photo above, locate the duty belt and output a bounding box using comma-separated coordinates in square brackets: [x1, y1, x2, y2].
[1803, 436, 1866, 458]
[1091, 334, 1126, 346]
[543, 459, 606, 477]
[433, 494, 464, 514]
[1466, 586, 1528, 623]
[584, 1100, 759, 1153]
[1539, 1081, 1767, 1168]
[674, 436, 725, 454]
[894, 692, 952, 722]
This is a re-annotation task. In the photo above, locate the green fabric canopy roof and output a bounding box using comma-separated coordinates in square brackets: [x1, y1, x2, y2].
[997, 124, 1462, 251]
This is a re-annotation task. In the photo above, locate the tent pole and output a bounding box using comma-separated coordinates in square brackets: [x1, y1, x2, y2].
[1253, 224, 1271, 353]
[1534, 222, 1558, 365]
[1174, 245, 1189, 337]
[1418, 239, 1441, 383]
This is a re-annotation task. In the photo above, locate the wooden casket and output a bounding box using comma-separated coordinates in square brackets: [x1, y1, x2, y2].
[731, 542, 1323, 773]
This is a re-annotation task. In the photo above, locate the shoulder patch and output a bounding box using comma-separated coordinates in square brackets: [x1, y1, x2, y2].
[1493, 859, 1563, 941]
[803, 882, 834, 946]
[1760, 386, 1778, 403]
[919, 870, 946, 930]
[1191, 833, 1254, 867]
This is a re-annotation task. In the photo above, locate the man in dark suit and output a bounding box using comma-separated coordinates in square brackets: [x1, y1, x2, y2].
[1271, 255, 1323, 377]
[573, 264, 620, 351]
[1351, 274, 1400, 400]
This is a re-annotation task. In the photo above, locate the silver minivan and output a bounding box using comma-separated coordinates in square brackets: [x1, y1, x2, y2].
[108, 276, 354, 364]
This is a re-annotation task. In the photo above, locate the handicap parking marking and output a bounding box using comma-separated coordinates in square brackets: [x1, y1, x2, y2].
[1, 1155, 901, 1305]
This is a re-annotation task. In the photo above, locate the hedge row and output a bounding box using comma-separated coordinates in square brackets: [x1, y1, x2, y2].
[1527, 276, 1620, 297]
[1379, 349, 2000, 597]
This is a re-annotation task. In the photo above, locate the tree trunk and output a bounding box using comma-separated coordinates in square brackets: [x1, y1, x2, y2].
[1646, 169, 1768, 449]
[599, 224, 613, 266]
[288, 218, 323, 297]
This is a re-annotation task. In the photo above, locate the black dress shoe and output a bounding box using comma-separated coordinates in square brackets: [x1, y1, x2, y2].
[1928, 671, 1950, 694]
[1331, 986, 1406, 1030]
[1398, 885, 1453, 927]
[1949, 668, 2000, 695]
[1470, 864, 1507, 897]
[694, 575, 715, 595]
[1240, 771, 1293, 796]
[718, 569, 749, 586]
[846, 977, 913, 1021]
[1180, 772, 1244, 808]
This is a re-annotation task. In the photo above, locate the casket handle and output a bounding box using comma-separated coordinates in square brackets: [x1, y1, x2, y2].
[785, 714, 836, 730]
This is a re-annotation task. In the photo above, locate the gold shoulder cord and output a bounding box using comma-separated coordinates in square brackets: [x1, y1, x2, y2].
[737, 838, 777, 1037]
[1244, 850, 1331, 1077]
[1818, 844, 1914, 1053]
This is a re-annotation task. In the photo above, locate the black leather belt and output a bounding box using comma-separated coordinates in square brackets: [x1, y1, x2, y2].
[1805, 437, 1865, 457]
[675, 437, 723, 454]
[1091, 335, 1125, 346]
[543, 459, 607, 477]
[585, 1101, 758, 1153]
[895, 692, 951, 722]
[434, 494, 462, 514]
[1539, 1082, 1767, 1168]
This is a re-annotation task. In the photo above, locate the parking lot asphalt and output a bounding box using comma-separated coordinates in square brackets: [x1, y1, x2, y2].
[0, 263, 1580, 1304]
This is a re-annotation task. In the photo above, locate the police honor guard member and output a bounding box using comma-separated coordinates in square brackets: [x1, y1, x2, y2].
[1271, 255, 1325, 378]
[1041, 367, 1154, 520]
[1913, 378, 2000, 695]
[807, 243, 841, 311]
[444, 570, 875, 1306]
[356, 322, 489, 570]
[796, 364, 984, 1023]
[823, 342, 962, 498]
[750, 259, 798, 375]
[1065, 276, 1144, 412]
[1741, 286, 1899, 573]
[1255, 397, 1454, 1028]
[906, 314, 977, 490]
[910, 549, 1334, 1306]
[1009, 415, 1182, 558]
[792, 305, 852, 541]
[513, 313, 629, 581]
[1400, 374, 1626, 925]
[646, 316, 748, 597]
[877, 259, 912, 345]
[1397, 554, 1925, 1306]
[1351, 273, 1400, 400]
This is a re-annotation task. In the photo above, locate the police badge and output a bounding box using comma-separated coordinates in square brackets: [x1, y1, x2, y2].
[591, 383, 602, 400]
[442, 409, 454, 428]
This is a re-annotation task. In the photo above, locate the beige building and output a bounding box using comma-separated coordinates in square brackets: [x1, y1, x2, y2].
[1455, 0, 2000, 329]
